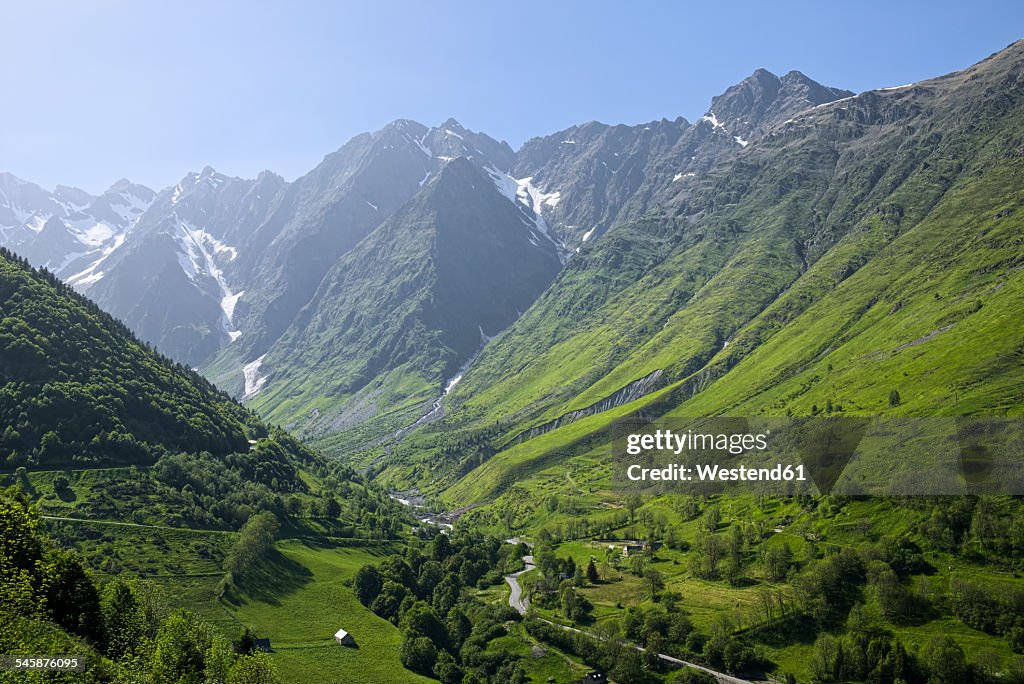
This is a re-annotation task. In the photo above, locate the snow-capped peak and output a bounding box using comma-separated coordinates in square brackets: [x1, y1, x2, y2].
[1, 172, 153, 285]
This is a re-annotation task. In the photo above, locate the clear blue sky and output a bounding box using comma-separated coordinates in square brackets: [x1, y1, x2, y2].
[2, 1, 1022, 194]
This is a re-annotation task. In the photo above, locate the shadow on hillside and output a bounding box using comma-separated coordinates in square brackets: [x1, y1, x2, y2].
[295, 535, 396, 561]
[226, 547, 313, 606]
[745, 614, 818, 649]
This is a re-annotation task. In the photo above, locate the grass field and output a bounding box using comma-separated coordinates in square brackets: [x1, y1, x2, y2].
[224, 539, 433, 684]
[487, 628, 591, 684]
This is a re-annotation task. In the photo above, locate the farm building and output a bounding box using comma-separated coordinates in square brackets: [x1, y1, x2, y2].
[334, 628, 355, 646]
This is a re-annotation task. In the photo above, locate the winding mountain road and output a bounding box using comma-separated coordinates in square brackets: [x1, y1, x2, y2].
[504, 537, 536, 615]
[505, 554, 535, 614]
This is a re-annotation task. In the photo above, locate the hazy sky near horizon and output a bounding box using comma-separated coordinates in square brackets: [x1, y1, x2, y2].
[2, 1, 1022, 194]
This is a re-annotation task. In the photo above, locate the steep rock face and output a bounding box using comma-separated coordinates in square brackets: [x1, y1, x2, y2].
[248, 157, 563, 436]
[703, 68, 855, 144]
[231, 119, 516, 358]
[511, 118, 692, 247]
[508, 70, 852, 249]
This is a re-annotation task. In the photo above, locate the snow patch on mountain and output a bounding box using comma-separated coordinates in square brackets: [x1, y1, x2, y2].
[68, 219, 117, 247]
[72, 270, 105, 287]
[108, 192, 151, 222]
[811, 95, 855, 110]
[67, 233, 128, 288]
[222, 290, 244, 321]
[483, 164, 569, 262]
[539, 189, 561, 208]
[174, 219, 243, 340]
[484, 165, 518, 203]
[414, 133, 433, 157]
[241, 355, 269, 400]
[701, 111, 726, 130]
[513, 178, 564, 251]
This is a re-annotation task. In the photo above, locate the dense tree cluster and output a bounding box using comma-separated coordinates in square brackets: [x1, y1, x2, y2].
[950, 577, 1024, 650]
[223, 511, 279, 586]
[0, 254, 398, 535]
[353, 532, 527, 682]
[804, 610, 1023, 684]
[0, 249, 283, 469]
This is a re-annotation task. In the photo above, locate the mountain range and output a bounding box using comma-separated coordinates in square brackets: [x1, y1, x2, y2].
[0, 64, 859, 447]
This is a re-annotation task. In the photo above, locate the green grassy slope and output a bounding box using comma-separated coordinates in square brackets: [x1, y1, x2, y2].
[437, 150, 1024, 505]
[379, 40, 1024, 501]
[225, 539, 432, 684]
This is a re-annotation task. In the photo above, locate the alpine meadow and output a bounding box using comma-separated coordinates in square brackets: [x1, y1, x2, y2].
[2, 18, 1024, 684]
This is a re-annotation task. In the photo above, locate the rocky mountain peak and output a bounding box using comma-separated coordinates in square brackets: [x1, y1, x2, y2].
[703, 68, 853, 144]
[440, 117, 465, 132]
[100, 178, 155, 202]
[53, 184, 93, 207]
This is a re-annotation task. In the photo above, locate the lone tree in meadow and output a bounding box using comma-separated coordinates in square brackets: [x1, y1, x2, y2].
[586, 558, 599, 584]
[625, 492, 642, 524]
